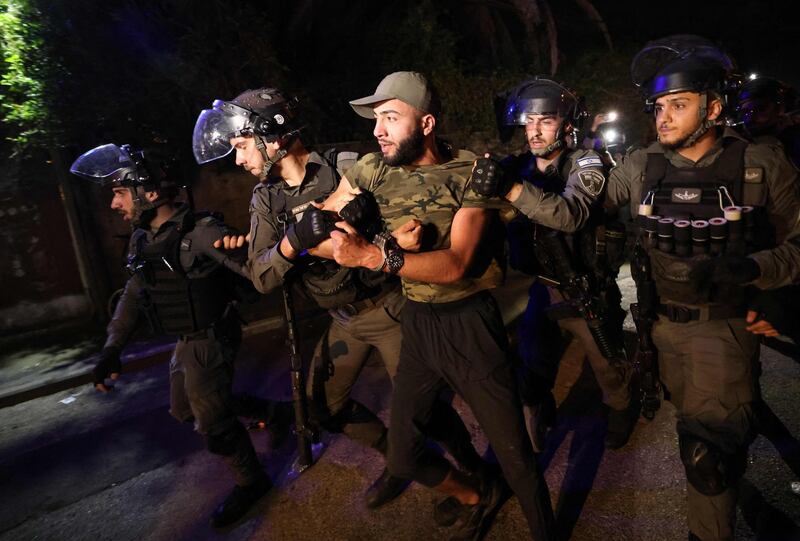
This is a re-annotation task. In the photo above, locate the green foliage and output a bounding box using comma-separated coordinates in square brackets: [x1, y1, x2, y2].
[0, 0, 629, 163]
[0, 0, 51, 150]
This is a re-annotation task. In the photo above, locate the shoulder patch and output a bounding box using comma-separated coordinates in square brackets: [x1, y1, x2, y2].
[576, 156, 603, 168]
[744, 167, 764, 184]
[577, 169, 606, 197]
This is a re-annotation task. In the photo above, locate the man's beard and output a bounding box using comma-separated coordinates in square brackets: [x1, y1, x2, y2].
[659, 132, 692, 150]
[384, 126, 425, 166]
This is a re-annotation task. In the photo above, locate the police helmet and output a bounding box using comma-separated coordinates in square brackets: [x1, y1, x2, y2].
[736, 76, 798, 134]
[70, 143, 177, 191]
[192, 88, 302, 165]
[500, 78, 587, 128]
[631, 35, 735, 110]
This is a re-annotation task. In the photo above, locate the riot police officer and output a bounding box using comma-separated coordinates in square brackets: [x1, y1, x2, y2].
[192, 88, 483, 509]
[470, 77, 635, 451]
[70, 144, 283, 528]
[736, 75, 800, 168]
[604, 35, 800, 540]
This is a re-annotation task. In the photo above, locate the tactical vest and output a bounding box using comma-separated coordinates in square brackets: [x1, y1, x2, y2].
[269, 149, 388, 310]
[638, 139, 774, 306]
[506, 151, 626, 285]
[132, 211, 232, 335]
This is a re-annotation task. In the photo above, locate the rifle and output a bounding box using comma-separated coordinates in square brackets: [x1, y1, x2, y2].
[281, 276, 316, 472]
[536, 228, 627, 366]
[277, 202, 321, 473]
[630, 243, 661, 420]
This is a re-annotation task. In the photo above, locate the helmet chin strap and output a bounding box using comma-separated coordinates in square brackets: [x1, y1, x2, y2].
[531, 122, 567, 158]
[130, 186, 170, 227]
[679, 93, 715, 148]
[255, 134, 293, 181]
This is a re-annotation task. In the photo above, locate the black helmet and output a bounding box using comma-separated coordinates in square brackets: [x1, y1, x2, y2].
[71, 143, 179, 225]
[70, 143, 177, 191]
[193, 88, 302, 165]
[499, 78, 588, 128]
[495, 77, 588, 152]
[631, 35, 737, 148]
[737, 76, 795, 109]
[631, 35, 735, 108]
[736, 76, 797, 135]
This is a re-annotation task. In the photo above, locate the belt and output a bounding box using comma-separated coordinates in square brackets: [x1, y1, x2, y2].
[656, 303, 744, 323]
[333, 285, 396, 318]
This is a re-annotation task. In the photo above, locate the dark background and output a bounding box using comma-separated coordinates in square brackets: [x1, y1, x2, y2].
[0, 0, 797, 331]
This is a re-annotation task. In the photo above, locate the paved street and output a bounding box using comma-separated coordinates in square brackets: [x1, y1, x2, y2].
[1, 273, 800, 541]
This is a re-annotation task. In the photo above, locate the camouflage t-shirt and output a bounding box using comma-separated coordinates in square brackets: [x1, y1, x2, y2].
[345, 149, 504, 303]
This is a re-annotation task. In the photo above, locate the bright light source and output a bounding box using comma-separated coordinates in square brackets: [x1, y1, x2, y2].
[606, 111, 618, 122]
[749, 73, 758, 80]
[602, 128, 619, 143]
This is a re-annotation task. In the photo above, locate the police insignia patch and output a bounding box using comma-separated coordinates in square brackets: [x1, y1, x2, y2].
[577, 169, 605, 197]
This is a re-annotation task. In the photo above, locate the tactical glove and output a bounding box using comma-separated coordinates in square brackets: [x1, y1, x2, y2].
[93, 346, 122, 387]
[709, 255, 761, 285]
[469, 154, 514, 197]
[339, 191, 381, 237]
[286, 207, 336, 252]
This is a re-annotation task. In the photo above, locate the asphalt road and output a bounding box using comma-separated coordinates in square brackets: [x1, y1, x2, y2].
[2, 278, 800, 541]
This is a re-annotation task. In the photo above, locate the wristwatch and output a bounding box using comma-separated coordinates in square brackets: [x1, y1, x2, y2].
[385, 248, 405, 275]
[372, 232, 404, 274]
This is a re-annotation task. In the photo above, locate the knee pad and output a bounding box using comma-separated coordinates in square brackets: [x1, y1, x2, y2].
[679, 434, 745, 496]
[205, 422, 248, 456]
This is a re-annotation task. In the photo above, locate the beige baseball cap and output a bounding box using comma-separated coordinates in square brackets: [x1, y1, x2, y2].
[350, 71, 440, 119]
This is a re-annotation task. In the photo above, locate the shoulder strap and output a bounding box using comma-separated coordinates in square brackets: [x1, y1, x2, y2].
[643, 152, 668, 202]
[714, 139, 747, 203]
[559, 153, 574, 181]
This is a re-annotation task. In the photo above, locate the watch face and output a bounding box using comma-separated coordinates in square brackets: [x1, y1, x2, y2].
[386, 250, 404, 274]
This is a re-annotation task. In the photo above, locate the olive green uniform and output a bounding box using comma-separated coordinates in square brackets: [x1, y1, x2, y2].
[246, 150, 406, 449]
[606, 127, 800, 540]
[507, 148, 630, 412]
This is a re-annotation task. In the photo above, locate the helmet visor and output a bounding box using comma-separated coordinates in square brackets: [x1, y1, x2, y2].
[69, 144, 136, 186]
[192, 100, 252, 164]
[503, 97, 565, 125]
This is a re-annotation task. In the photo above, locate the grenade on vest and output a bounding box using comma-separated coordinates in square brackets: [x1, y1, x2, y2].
[724, 206, 745, 256]
[691, 220, 709, 255]
[643, 215, 660, 249]
[709, 218, 727, 255]
[657, 218, 675, 253]
[674, 220, 691, 256]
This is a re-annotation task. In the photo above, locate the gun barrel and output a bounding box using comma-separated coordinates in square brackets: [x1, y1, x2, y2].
[281, 284, 315, 468]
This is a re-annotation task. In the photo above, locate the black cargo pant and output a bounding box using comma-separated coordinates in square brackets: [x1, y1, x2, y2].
[387, 291, 556, 541]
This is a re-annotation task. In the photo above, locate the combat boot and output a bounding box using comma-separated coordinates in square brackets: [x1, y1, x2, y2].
[434, 461, 504, 527]
[364, 468, 411, 509]
[605, 404, 636, 450]
[448, 471, 509, 541]
[210, 473, 272, 528]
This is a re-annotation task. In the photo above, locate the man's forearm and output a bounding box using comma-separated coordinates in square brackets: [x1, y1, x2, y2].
[397, 249, 471, 284]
